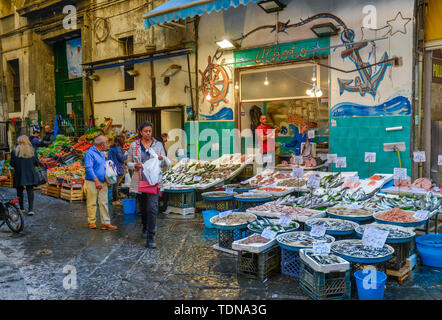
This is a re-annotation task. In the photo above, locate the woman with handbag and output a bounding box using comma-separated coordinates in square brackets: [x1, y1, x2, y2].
[127, 121, 170, 249]
[10, 135, 42, 216]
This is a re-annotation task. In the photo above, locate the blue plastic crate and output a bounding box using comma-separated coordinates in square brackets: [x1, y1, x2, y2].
[165, 189, 195, 209]
[281, 248, 301, 278]
[299, 261, 351, 300]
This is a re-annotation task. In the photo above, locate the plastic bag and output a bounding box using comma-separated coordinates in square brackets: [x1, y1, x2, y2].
[123, 172, 132, 186]
[105, 160, 118, 184]
[142, 148, 162, 185]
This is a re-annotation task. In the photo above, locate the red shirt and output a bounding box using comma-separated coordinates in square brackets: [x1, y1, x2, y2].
[256, 124, 276, 154]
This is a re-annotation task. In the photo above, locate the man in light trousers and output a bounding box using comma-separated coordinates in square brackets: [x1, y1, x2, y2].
[84, 135, 118, 230]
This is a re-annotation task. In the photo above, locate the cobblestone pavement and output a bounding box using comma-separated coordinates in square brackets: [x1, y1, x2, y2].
[0, 187, 440, 300]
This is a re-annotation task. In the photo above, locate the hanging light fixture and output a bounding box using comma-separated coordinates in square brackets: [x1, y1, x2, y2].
[264, 73, 269, 86]
[235, 82, 239, 90]
[306, 64, 322, 97]
[206, 93, 211, 101]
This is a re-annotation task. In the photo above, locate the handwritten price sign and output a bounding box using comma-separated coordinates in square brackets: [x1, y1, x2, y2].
[364, 152, 376, 163]
[310, 225, 327, 237]
[292, 167, 304, 179]
[294, 156, 303, 164]
[308, 130, 315, 139]
[336, 157, 347, 168]
[394, 168, 407, 180]
[327, 154, 337, 163]
[312, 242, 331, 255]
[279, 214, 293, 226]
[413, 151, 426, 163]
[307, 176, 321, 189]
[219, 210, 232, 218]
[362, 227, 389, 248]
[261, 227, 277, 240]
[414, 210, 429, 220]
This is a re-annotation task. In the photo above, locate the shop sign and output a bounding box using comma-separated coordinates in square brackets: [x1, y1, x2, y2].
[433, 59, 442, 84]
[234, 38, 330, 67]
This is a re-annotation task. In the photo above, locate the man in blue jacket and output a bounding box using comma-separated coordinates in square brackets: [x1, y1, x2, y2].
[283, 122, 309, 156]
[84, 135, 118, 230]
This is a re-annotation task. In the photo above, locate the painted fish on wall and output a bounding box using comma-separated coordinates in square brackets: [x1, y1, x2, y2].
[199, 107, 233, 121]
[330, 96, 411, 117]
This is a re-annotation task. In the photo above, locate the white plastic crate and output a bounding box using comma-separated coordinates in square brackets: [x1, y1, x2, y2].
[232, 235, 277, 253]
[300, 249, 350, 273]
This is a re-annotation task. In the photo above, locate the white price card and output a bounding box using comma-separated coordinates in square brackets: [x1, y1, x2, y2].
[193, 176, 202, 182]
[439, 155, 442, 166]
[177, 149, 185, 156]
[279, 214, 293, 226]
[219, 210, 232, 218]
[349, 203, 363, 209]
[312, 242, 331, 255]
[294, 156, 303, 164]
[263, 154, 273, 163]
[414, 210, 429, 220]
[348, 176, 359, 183]
[308, 130, 315, 139]
[212, 143, 219, 151]
[261, 227, 277, 240]
[225, 188, 234, 194]
[307, 175, 321, 189]
[336, 157, 347, 168]
[327, 154, 337, 163]
[393, 168, 407, 180]
[164, 210, 171, 215]
[413, 151, 426, 163]
[364, 152, 376, 163]
[292, 167, 304, 178]
[310, 225, 327, 237]
[362, 227, 389, 248]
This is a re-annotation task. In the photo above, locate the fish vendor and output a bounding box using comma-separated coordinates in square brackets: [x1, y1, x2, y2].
[283, 122, 309, 156]
[256, 114, 279, 168]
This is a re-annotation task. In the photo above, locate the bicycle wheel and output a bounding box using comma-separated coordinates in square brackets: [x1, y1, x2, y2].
[5, 203, 24, 233]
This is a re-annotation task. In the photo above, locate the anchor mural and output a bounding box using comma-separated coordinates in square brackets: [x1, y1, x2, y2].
[338, 29, 391, 98]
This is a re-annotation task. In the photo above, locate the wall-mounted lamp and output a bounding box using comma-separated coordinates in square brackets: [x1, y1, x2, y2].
[215, 38, 239, 50]
[311, 23, 339, 37]
[257, 0, 286, 13]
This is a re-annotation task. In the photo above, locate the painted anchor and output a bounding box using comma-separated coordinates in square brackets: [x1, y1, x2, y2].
[338, 31, 391, 98]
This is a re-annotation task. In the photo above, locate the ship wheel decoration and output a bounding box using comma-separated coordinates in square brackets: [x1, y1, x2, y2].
[199, 55, 231, 113]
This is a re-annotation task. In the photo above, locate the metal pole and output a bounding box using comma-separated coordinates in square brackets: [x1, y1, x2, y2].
[424, 50, 432, 178]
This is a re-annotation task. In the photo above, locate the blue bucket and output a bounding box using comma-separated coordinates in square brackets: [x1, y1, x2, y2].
[202, 210, 219, 228]
[122, 198, 136, 215]
[354, 270, 387, 300]
[416, 234, 442, 268]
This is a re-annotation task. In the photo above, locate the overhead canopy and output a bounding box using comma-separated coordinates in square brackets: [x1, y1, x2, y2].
[144, 0, 259, 28]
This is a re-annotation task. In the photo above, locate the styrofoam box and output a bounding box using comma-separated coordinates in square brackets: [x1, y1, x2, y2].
[232, 235, 277, 253]
[299, 249, 350, 273]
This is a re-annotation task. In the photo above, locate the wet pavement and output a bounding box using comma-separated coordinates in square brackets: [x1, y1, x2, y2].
[0, 186, 440, 300]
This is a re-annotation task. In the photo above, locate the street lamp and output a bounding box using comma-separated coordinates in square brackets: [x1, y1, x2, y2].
[215, 39, 238, 49]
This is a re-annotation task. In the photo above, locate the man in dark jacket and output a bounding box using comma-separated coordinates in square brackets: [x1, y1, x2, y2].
[40, 125, 55, 147]
[29, 126, 41, 151]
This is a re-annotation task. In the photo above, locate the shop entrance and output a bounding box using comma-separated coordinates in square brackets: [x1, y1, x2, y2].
[237, 59, 330, 161]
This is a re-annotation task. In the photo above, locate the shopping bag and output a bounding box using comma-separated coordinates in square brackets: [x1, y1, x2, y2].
[105, 160, 118, 184]
[34, 164, 47, 186]
[142, 149, 162, 186]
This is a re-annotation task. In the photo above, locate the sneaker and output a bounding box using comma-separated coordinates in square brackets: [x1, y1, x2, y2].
[88, 223, 97, 229]
[101, 224, 118, 231]
[145, 240, 157, 249]
[27, 211, 34, 216]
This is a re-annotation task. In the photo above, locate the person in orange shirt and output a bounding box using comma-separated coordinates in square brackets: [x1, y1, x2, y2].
[256, 115, 279, 168]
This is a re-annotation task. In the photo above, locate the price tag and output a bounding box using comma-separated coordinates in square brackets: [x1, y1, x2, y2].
[312, 242, 331, 255]
[348, 176, 359, 183]
[310, 225, 326, 237]
[349, 203, 363, 209]
[261, 227, 277, 240]
[413, 151, 426, 163]
[219, 210, 232, 218]
[364, 152, 376, 163]
[263, 154, 272, 163]
[327, 154, 337, 163]
[439, 155, 442, 166]
[279, 214, 293, 226]
[393, 168, 407, 180]
[212, 143, 219, 151]
[336, 157, 347, 168]
[177, 149, 185, 156]
[362, 227, 389, 248]
[225, 188, 234, 194]
[414, 210, 429, 220]
[292, 167, 304, 178]
[307, 175, 320, 189]
[294, 156, 303, 164]
[308, 130, 315, 139]
[193, 176, 202, 182]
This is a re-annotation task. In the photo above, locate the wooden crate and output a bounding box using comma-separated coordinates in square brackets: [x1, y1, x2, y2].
[0, 172, 13, 188]
[45, 183, 61, 198]
[60, 178, 84, 202]
[41, 184, 47, 194]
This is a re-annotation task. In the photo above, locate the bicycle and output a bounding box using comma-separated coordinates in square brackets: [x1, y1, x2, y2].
[0, 179, 24, 233]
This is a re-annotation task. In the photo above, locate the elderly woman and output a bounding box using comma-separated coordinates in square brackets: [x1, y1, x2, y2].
[127, 121, 170, 249]
[10, 135, 42, 216]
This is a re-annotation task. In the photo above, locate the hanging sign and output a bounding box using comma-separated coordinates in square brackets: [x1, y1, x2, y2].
[413, 151, 426, 163]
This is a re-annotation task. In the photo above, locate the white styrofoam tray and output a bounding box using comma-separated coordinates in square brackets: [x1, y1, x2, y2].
[300, 249, 350, 273]
[232, 236, 277, 253]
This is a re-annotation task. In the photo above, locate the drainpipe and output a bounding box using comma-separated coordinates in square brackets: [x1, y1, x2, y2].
[424, 50, 432, 178]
